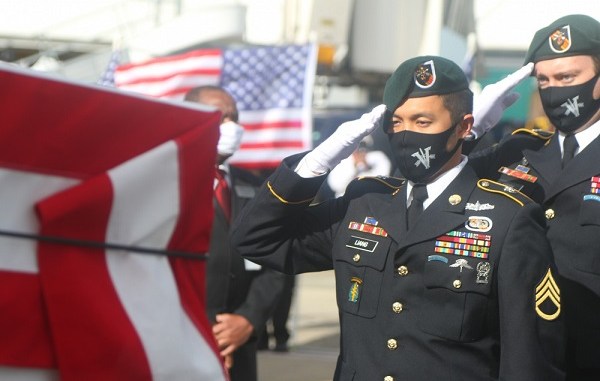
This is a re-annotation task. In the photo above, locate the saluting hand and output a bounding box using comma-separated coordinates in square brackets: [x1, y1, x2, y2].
[296, 104, 386, 177]
[471, 62, 534, 139]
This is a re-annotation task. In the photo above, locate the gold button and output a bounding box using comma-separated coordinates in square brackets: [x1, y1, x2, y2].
[384, 377, 394, 381]
[392, 302, 403, 313]
[353, 254, 361, 262]
[545, 209, 555, 220]
[448, 194, 461, 205]
[397, 265, 409, 276]
[453, 279, 462, 289]
[387, 338, 398, 350]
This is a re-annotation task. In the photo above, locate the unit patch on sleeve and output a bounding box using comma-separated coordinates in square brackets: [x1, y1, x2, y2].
[348, 277, 362, 303]
[535, 268, 561, 321]
[434, 230, 491, 259]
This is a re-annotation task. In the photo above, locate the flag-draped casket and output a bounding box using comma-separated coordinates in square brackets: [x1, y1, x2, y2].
[0, 64, 227, 381]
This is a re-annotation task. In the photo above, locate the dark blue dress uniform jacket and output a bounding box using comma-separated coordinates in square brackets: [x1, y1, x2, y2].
[471, 129, 600, 378]
[231, 152, 565, 381]
[207, 165, 285, 381]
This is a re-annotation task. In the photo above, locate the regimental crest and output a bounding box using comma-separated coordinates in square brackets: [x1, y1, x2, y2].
[535, 268, 561, 321]
[549, 25, 571, 54]
[414, 60, 436, 89]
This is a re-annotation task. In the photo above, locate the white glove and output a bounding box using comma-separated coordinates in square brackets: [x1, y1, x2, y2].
[470, 62, 534, 139]
[296, 104, 386, 178]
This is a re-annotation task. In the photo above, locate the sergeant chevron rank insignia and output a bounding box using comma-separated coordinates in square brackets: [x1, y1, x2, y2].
[535, 268, 561, 321]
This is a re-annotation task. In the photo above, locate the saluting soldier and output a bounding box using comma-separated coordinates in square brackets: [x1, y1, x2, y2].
[470, 14, 600, 380]
[231, 56, 565, 380]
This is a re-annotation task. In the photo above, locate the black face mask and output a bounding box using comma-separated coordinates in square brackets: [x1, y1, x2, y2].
[539, 74, 600, 134]
[388, 123, 461, 183]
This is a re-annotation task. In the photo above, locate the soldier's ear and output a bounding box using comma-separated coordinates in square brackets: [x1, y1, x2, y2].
[457, 114, 474, 139]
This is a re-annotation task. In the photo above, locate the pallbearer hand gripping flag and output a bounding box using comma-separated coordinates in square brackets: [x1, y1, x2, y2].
[114, 44, 318, 169]
[0, 63, 227, 381]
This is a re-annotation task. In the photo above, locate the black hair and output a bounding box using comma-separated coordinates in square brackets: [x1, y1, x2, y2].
[441, 88, 474, 124]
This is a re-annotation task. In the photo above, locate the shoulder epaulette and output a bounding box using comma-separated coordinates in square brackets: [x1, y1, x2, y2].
[511, 128, 554, 141]
[477, 179, 533, 207]
[346, 175, 405, 198]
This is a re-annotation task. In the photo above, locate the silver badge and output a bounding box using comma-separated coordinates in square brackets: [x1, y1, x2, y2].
[465, 201, 495, 211]
[450, 258, 473, 273]
[476, 262, 491, 284]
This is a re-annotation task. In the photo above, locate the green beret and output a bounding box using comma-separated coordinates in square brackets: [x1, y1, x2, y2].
[524, 14, 600, 64]
[383, 55, 470, 112]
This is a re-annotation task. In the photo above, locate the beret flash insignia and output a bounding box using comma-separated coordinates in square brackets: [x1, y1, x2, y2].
[549, 25, 571, 53]
[414, 60, 436, 89]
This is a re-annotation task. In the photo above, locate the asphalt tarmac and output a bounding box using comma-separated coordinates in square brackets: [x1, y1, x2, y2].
[257, 271, 339, 381]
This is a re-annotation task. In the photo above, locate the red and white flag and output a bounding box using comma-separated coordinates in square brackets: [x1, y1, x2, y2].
[114, 44, 317, 169]
[0, 64, 227, 381]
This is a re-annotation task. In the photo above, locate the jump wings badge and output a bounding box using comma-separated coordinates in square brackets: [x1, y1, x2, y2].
[535, 268, 561, 321]
[414, 60, 436, 89]
[549, 25, 571, 54]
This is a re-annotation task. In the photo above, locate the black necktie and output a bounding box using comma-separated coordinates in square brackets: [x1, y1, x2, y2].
[407, 184, 428, 230]
[562, 134, 578, 168]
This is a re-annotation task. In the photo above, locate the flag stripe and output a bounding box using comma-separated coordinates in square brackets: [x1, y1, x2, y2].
[241, 141, 305, 149]
[105, 140, 223, 380]
[37, 173, 153, 381]
[240, 128, 305, 145]
[115, 50, 222, 85]
[230, 147, 308, 163]
[118, 74, 220, 99]
[0, 66, 222, 178]
[242, 120, 303, 130]
[0, 168, 79, 273]
[0, 272, 55, 367]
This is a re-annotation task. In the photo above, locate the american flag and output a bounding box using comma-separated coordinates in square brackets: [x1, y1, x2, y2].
[114, 44, 317, 169]
[97, 49, 122, 87]
[0, 64, 227, 380]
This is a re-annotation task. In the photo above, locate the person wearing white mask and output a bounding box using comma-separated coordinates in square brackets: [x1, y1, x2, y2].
[184, 86, 285, 381]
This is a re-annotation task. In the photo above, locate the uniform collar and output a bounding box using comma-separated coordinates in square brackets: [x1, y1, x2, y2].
[558, 117, 600, 155]
[407, 155, 468, 210]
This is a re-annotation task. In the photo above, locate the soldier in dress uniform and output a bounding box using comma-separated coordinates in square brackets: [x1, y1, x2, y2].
[469, 14, 600, 381]
[231, 56, 565, 380]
